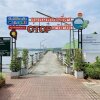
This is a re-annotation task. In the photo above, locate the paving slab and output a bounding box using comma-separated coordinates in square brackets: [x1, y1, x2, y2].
[0, 75, 100, 100]
[83, 79, 100, 96]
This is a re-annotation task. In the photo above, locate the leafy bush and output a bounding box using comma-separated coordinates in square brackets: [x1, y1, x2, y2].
[74, 49, 84, 71]
[22, 49, 29, 68]
[13, 49, 19, 59]
[85, 56, 100, 79]
[10, 59, 21, 72]
[10, 49, 21, 72]
[85, 64, 100, 79]
[82, 62, 90, 72]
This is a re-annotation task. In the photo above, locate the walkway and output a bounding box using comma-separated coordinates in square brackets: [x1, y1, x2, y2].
[30, 51, 65, 76]
[0, 51, 100, 100]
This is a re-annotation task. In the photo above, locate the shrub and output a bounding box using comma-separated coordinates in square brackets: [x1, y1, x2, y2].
[85, 56, 100, 79]
[10, 49, 21, 72]
[10, 59, 21, 72]
[82, 62, 90, 72]
[85, 64, 95, 78]
[13, 49, 19, 59]
[85, 64, 100, 79]
[74, 49, 84, 71]
[22, 49, 29, 68]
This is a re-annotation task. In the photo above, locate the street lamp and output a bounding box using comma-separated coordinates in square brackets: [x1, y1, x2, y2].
[40, 39, 46, 49]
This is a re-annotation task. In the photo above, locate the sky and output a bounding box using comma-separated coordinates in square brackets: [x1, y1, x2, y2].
[0, 0, 100, 48]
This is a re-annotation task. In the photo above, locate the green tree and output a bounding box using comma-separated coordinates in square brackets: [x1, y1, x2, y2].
[22, 49, 29, 68]
[82, 20, 89, 29]
[10, 49, 21, 72]
[74, 49, 84, 71]
[13, 49, 19, 60]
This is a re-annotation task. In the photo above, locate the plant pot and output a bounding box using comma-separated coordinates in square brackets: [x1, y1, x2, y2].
[65, 67, 72, 74]
[11, 71, 20, 78]
[0, 79, 5, 87]
[74, 70, 84, 79]
[21, 68, 28, 75]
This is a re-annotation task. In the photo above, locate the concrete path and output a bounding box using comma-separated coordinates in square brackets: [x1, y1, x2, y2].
[30, 51, 65, 76]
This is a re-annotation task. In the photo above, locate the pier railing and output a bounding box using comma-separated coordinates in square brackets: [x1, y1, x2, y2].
[2, 50, 48, 73]
[57, 51, 68, 66]
[28, 50, 48, 72]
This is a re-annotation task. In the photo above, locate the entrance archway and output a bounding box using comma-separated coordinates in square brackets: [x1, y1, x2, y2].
[6, 12, 89, 75]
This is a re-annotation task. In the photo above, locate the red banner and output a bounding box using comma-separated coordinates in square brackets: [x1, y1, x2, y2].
[27, 25, 72, 33]
[51, 25, 72, 30]
[8, 25, 73, 32]
[8, 26, 26, 30]
[30, 17, 72, 22]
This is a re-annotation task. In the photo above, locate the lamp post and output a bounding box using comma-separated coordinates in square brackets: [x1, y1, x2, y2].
[40, 39, 46, 50]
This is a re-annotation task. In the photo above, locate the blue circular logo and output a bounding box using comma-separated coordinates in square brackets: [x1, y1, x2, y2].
[73, 17, 84, 29]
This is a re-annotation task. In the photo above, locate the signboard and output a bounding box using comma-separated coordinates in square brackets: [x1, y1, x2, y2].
[27, 26, 51, 33]
[8, 26, 26, 30]
[27, 25, 73, 33]
[83, 34, 100, 52]
[73, 17, 84, 29]
[0, 37, 11, 56]
[30, 17, 71, 22]
[7, 16, 29, 25]
[51, 25, 72, 30]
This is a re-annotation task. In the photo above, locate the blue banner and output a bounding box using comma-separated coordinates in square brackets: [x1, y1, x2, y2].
[7, 16, 29, 25]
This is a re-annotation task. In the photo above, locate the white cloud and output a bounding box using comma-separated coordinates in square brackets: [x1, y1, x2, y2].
[0, 0, 99, 48]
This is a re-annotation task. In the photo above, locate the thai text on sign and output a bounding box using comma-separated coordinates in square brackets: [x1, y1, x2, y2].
[51, 25, 72, 30]
[30, 17, 72, 22]
[7, 16, 29, 25]
[27, 25, 72, 33]
[8, 26, 27, 30]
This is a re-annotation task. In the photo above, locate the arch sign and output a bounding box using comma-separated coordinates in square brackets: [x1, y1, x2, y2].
[73, 17, 84, 30]
[6, 13, 89, 33]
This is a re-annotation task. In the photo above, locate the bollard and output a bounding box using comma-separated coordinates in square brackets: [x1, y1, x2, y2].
[35, 53, 38, 63]
[30, 55, 34, 66]
[35, 53, 39, 62]
[33, 54, 36, 65]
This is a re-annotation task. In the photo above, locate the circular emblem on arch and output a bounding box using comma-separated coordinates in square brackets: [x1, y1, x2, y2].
[73, 17, 84, 30]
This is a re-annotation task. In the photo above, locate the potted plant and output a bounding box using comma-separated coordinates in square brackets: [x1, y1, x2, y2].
[21, 49, 29, 75]
[74, 49, 84, 78]
[65, 49, 72, 74]
[10, 49, 21, 78]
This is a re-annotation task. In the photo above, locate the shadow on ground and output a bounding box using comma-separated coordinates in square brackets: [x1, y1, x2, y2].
[0, 83, 13, 100]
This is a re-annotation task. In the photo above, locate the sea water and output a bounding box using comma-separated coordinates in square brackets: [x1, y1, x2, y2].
[2, 50, 39, 73]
